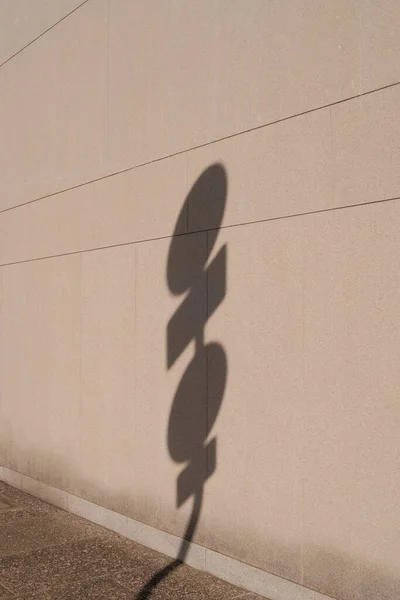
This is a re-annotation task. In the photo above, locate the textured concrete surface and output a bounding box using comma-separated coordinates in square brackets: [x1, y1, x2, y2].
[1, 2, 400, 599]
[0, 500, 12, 511]
[0, 0, 86, 66]
[0, 481, 265, 600]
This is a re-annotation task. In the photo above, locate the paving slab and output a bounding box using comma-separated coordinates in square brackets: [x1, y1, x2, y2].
[0, 585, 15, 599]
[0, 526, 41, 558]
[10, 511, 101, 546]
[52, 577, 134, 600]
[0, 483, 60, 526]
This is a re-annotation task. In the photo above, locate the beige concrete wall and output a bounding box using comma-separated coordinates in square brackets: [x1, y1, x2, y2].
[0, 1, 88, 65]
[0, 2, 399, 599]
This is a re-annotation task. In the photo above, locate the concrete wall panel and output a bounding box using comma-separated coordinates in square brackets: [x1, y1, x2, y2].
[331, 85, 400, 207]
[0, 0, 108, 212]
[0, 0, 86, 65]
[79, 245, 136, 512]
[302, 201, 400, 600]
[0, 153, 187, 265]
[0, 256, 81, 490]
[107, 0, 362, 170]
[187, 108, 332, 230]
[197, 202, 400, 598]
[200, 219, 304, 582]
[134, 233, 208, 535]
[362, 0, 400, 92]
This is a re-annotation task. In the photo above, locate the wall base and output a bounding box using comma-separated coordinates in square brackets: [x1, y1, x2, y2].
[0, 465, 334, 600]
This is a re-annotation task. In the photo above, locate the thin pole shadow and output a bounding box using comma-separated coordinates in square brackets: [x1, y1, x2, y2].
[134, 164, 228, 598]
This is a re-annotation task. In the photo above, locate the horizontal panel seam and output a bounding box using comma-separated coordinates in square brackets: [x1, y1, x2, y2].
[0, 1, 89, 71]
[1, 194, 399, 268]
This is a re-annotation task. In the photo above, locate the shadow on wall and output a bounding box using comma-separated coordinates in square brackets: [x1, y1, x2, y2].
[133, 164, 228, 599]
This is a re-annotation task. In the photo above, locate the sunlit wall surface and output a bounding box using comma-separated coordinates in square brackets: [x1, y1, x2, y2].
[1, 2, 400, 599]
